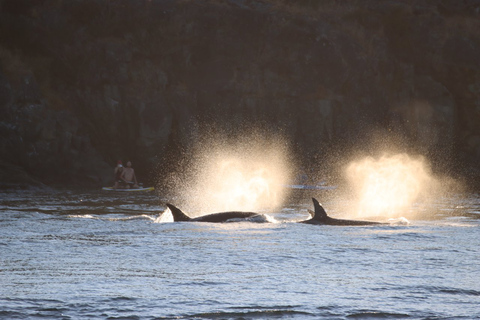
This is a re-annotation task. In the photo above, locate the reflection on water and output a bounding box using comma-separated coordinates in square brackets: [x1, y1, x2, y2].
[0, 190, 479, 319]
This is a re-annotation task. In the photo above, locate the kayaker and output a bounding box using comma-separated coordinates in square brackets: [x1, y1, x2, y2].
[121, 161, 139, 189]
[113, 160, 125, 189]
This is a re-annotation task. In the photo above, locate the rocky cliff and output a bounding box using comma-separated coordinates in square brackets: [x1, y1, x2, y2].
[0, 0, 479, 189]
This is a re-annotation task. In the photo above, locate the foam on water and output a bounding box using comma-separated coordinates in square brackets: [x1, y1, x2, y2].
[154, 208, 174, 223]
[67, 214, 97, 219]
[387, 217, 410, 225]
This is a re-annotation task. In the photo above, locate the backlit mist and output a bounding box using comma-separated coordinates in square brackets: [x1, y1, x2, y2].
[345, 153, 436, 219]
[168, 130, 293, 215]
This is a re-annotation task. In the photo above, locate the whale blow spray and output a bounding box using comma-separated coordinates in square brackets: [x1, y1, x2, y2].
[345, 153, 436, 219]
[169, 129, 292, 216]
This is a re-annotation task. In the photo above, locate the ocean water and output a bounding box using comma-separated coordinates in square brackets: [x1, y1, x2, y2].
[1, 190, 479, 320]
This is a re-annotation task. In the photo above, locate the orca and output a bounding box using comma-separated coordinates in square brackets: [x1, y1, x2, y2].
[165, 203, 262, 223]
[300, 198, 385, 226]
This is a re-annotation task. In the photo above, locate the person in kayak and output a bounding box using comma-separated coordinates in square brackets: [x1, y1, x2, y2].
[121, 161, 139, 188]
[113, 160, 125, 189]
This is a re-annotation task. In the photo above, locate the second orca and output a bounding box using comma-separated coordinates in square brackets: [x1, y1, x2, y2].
[300, 198, 386, 226]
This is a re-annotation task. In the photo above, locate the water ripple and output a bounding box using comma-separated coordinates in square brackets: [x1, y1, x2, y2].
[1, 191, 480, 319]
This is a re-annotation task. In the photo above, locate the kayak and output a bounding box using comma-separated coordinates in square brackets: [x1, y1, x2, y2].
[102, 187, 155, 192]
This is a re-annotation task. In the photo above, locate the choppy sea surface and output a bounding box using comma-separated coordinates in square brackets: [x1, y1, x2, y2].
[1, 189, 479, 320]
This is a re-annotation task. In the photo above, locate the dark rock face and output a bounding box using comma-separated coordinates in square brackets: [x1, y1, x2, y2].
[0, 0, 479, 189]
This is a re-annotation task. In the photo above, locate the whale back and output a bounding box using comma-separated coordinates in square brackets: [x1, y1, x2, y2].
[194, 211, 259, 222]
[166, 203, 192, 221]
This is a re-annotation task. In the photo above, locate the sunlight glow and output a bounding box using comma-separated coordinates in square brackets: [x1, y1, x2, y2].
[201, 158, 279, 212]
[345, 153, 434, 218]
[171, 130, 292, 215]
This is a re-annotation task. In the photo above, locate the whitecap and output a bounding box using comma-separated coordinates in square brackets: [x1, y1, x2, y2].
[67, 214, 97, 219]
[153, 208, 173, 223]
[388, 217, 410, 225]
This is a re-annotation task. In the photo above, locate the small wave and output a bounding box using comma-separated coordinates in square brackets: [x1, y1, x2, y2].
[66, 214, 154, 222]
[187, 308, 313, 319]
[347, 310, 411, 319]
[437, 288, 480, 296]
[259, 214, 279, 223]
[103, 296, 139, 302]
[105, 215, 153, 221]
[154, 208, 173, 223]
[0, 311, 25, 319]
[67, 214, 97, 219]
[401, 285, 480, 298]
[387, 217, 410, 225]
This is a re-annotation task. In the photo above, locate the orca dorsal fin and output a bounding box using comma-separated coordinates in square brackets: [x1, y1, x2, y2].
[311, 198, 328, 221]
[166, 203, 192, 221]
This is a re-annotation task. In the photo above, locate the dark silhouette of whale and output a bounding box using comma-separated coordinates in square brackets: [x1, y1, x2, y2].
[165, 203, 261, 222]
[301, 198, 385, 226]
